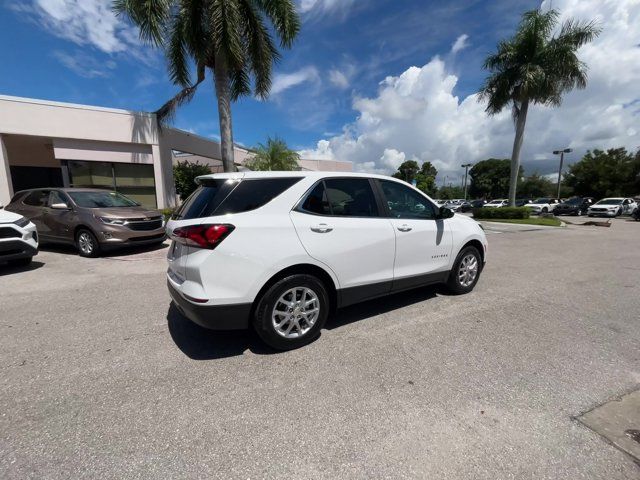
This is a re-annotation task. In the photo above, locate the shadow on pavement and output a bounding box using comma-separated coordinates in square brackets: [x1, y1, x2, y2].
[326, 285, 440, 330]
[39, 241, 169, 258]
[0, 260, 45, 276]
[167, 284, 442, 360]
[167, 303, 274, 359]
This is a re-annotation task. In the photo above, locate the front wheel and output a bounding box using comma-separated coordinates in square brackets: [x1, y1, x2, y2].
[253, 275, 329, 350]
[76, 229, 101, 258]
[447, 246, 482, 295]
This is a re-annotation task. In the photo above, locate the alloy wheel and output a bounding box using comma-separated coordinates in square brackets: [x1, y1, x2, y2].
[458, 253, 479, 288]
[78, 232, 94, 255]
[271, 287, 320, 339]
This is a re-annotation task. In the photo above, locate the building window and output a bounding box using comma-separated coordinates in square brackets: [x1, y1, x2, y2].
[66, 160, 157, 208]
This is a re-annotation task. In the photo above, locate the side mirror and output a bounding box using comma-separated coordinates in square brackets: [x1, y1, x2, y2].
[51, 202, 70, 210]
[438, 206, 455, 219]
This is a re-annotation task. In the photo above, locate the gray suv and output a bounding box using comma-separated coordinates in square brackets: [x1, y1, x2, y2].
[6, 188, 166, 257]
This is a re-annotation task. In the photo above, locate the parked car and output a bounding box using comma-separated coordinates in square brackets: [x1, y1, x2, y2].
[6, 188, 166, 257]
[524, 198, 560, 214]
[484, 199, 508, 208]
[458, 201, 473, 213]
[470, 199, 486, 208]
[514, 198, 532, 207]
[0, 207, 38, 266]
[587, 198, 638, 217]
[443, 201, 462, 212]
[166, 172, 488, 350]
[554, 197, 595, 216]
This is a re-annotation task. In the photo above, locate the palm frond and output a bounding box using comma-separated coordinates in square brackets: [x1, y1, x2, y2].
[112, 0, 173, 46]
[155, 62, 206, 126]
[167, 11, 191, 86]
[254, 0, 300, 47]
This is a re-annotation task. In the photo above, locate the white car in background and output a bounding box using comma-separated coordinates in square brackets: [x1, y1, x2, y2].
[0, 207, 39, 267]
[525, 198, 560, 214]
[588, 198, 638, 217]
[484, 199, 508, 208]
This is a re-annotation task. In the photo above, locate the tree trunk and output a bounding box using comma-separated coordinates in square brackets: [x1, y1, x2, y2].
[508, 99, 529, 206]
[213, 54, 235, 173]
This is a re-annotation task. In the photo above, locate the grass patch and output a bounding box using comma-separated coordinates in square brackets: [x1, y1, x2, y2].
[479, 217, 563, 227]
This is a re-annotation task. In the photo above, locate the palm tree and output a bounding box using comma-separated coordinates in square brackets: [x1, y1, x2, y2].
[113, 0, 300, 172]
[478, 9, 600, 206]
[247, 136, 300, 171]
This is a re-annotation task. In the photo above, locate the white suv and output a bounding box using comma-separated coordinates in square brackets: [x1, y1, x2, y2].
[166, 172, 487, 350]
[0, 207, 39, 267]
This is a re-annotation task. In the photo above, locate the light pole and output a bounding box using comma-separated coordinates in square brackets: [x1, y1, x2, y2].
[553, 148, 572, 199]
[461, 163, 473, 201]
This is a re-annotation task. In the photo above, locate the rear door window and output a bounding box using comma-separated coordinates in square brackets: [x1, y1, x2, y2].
[299, 182, 331, 215]
[325, 178, 379, 217]
[297, 178, 380, 217]
[23, 190, 49, 207]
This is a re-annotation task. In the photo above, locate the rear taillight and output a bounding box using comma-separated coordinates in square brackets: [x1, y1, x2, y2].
[171, 224, 234, 249]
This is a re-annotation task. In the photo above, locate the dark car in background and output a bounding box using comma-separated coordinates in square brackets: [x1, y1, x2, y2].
[554, 197, 595, 216]
[515, 198, 532, 207]
[470, 199, 486, 208]
[6, 188, 166, 257]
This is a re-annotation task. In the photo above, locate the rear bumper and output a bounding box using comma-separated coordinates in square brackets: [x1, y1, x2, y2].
[167, 280, 251, 330]
[0, 239, 38, 262]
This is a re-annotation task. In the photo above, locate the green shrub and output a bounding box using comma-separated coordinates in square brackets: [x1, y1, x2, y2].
[173, 160, 211, 200]
[472, 207, 530, 219]
[161, 207, 176, 221]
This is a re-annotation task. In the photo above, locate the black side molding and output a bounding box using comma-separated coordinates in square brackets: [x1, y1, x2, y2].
[337, 271, 449, 308]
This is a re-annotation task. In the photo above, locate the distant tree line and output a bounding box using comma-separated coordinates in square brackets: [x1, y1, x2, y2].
[466, 148, 640, 200]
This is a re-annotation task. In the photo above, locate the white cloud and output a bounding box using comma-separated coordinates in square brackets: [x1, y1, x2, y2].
[302, 0, 640, 179]
[299, 139, 334, 160]
[271, 66, 320, 95]
[329, 69, 350, 89]
[299, 0, 356, 15]
[10, 0, 139, 53]
[450, 34, 470, 54]
[52, 50, 116, 78]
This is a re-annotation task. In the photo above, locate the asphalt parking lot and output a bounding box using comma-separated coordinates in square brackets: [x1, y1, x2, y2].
[1, 216, 639, 479]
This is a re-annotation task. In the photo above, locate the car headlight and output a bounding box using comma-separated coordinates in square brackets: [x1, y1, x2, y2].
[13, 216, 30, 228]
[98, 216, 127, 225]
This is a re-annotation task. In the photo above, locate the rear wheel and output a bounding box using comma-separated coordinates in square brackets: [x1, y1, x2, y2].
[447, 246, 482, 295]
[76, 229, 101, 258]
[253, 274, 329, 350]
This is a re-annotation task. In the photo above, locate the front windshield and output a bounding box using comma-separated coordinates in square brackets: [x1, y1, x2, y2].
[596, 199, 622, 205]
[564, 197, 582, 205]
[68, 191, 139, 208]
[533, 198, 550, 204]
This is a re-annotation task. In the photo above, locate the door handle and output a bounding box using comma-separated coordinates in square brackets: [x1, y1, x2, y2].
[397, 224, 412, 232]
[310, 223, 333, 233]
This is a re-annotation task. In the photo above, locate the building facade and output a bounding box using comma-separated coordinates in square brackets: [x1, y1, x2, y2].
[0, 95, 352, 209]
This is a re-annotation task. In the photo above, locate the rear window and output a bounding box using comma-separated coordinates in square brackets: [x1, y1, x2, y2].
[173, 177, 302, 220]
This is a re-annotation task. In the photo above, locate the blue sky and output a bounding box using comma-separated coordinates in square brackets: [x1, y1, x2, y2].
[0, 0, 537, 146]
[1, 0, 638, 180]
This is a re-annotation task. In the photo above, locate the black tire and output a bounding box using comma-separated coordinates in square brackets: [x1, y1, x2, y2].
[542, 207, 548, 214]
[588, 214, 594, 217]
[253, 274, 329, 351]
[615, 208, 622, 217]
[75, 229, 101, 258]
[446, 246, 482, 295]
[8, 257, 32, 267]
